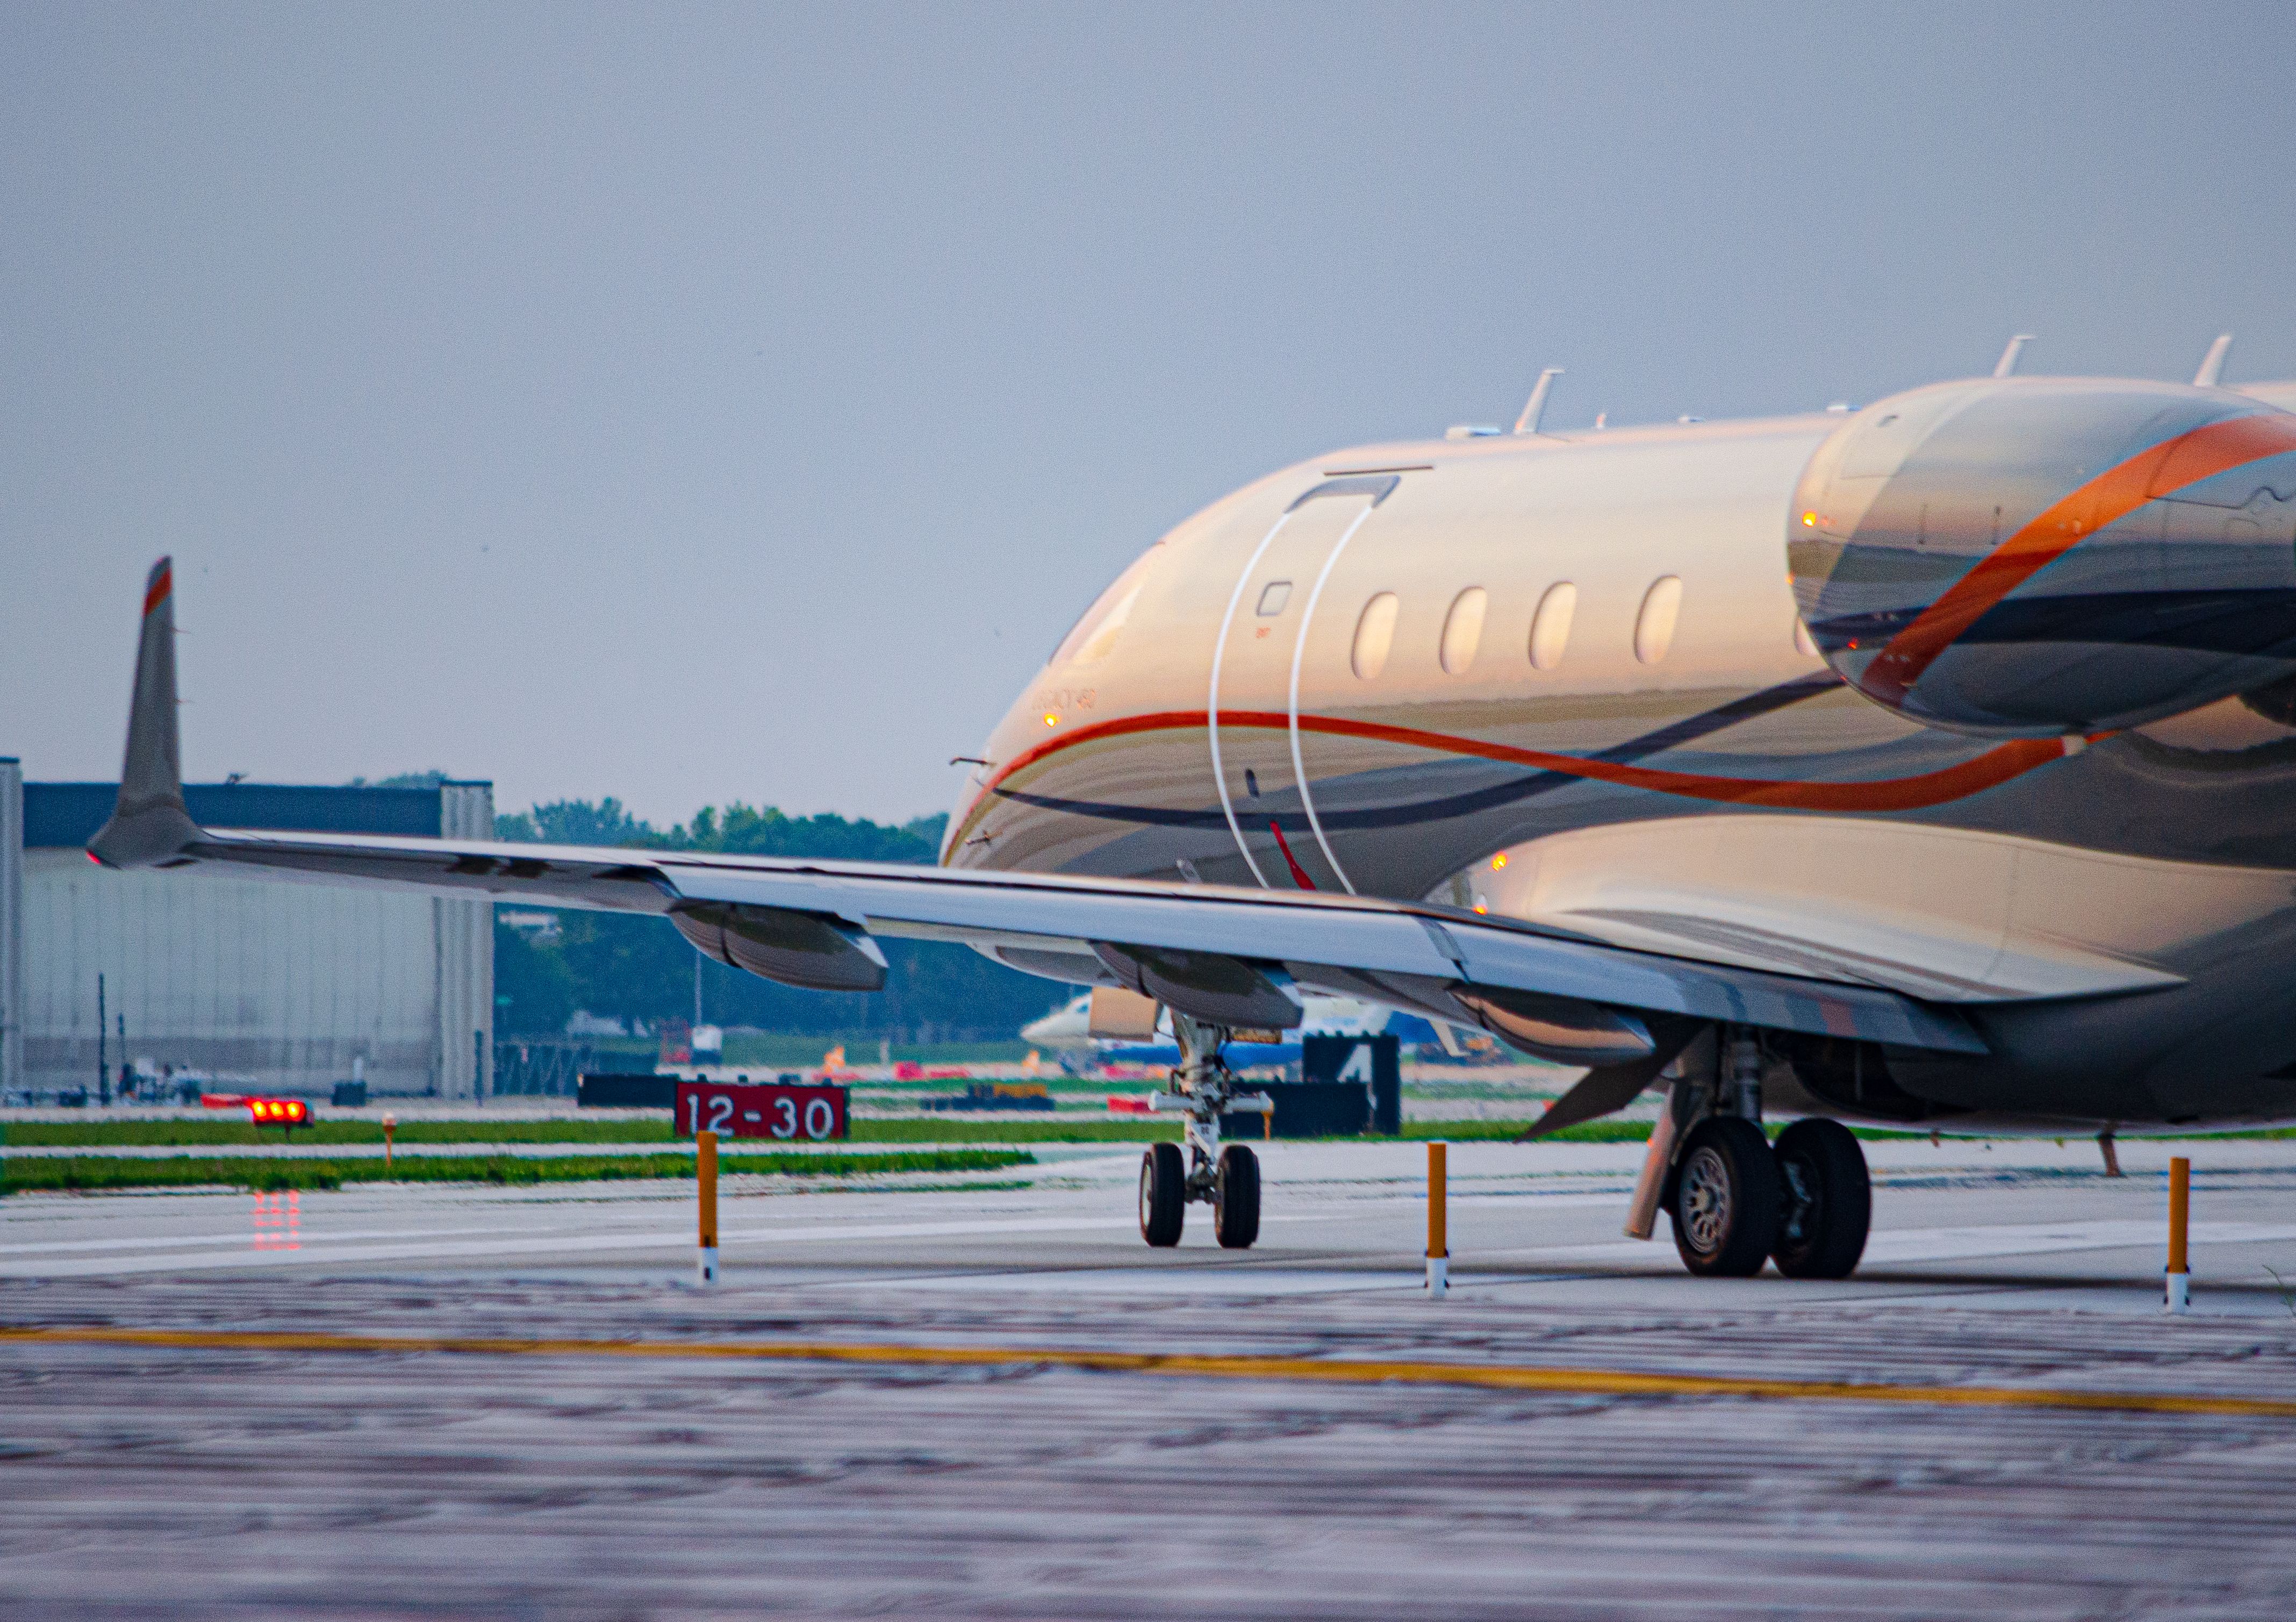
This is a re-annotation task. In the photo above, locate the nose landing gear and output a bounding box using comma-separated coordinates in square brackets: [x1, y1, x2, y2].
[1139, 1140, 1186, 1247]
[1135, 1013, 1274, 1249]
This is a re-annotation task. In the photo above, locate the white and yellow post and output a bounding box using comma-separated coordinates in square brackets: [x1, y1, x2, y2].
[2165, 1154, 2190, 1315]
[1426, 1140, 1449, 1298]
[698, 1130, 720, 1285]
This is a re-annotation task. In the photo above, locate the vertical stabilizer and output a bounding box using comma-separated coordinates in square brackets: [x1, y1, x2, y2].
[88, 558, 200, 868]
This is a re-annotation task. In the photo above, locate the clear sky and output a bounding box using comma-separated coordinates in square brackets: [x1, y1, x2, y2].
[7, 3, 2293, 826]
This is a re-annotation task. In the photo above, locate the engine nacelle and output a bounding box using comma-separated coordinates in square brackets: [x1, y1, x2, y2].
[1789, 377, 2296, 737]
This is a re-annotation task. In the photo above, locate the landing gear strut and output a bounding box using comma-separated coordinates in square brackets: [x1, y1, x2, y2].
[1136, 1013, 1273, 1248]
[1658, 1029, 1872, 1278]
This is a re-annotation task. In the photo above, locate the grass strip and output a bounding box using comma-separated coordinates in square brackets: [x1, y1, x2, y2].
[0, 1118, 683, 1148]
[852, 1117, 1181, 1144]
[1, 1149, 1029, 1195]
[2, 1117, 1185, 1149]
[0, 1117, 1644, 1149]
[0, 1117, 1879, 1151]
[25, 1115, 2273, 1153]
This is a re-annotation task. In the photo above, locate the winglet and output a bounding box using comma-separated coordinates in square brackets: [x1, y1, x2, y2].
[88, 557, 201, 868]
[1992, 334, 2034, 378]
[2194, 333, 2233, 389]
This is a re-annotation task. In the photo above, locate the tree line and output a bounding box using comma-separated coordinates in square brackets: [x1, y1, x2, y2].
[490, 798, 1076, 1042]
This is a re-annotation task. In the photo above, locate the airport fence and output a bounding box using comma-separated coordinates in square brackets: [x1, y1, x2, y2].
[491, 1041, 605, 1098]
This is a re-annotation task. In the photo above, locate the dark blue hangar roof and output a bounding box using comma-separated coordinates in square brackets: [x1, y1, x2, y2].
[24, 781, 490, 849]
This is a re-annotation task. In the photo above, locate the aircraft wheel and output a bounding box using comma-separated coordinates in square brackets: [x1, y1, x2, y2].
[1771, 1118, 1871, 1279]
[1669, 1116, 1780, 1277]
[1214, 1144, 1260, 1250]
[1139, 1141, 1186, 1247]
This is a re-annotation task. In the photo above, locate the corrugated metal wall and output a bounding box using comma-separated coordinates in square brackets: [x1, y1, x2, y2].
[435, 782, 494, 1100]
[13, 780, 493, 1099]
[1, 760, 22, 1094]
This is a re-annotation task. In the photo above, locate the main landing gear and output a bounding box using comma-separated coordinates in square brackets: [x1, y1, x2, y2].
[1138, 1014, 1272, 1250]
[1661, 1033, 1872, 1279]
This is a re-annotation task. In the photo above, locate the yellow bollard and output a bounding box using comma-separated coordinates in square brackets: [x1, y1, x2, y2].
[1426, 1140, 1449, 1298]
[697, 1130, 720, 1285]
[2165, 1154, 2190, 1315]
[381, 1113, 396, 1171]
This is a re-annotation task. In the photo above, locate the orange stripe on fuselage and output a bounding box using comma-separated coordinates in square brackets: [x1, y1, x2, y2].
[955, 707, 2069, 849]
[1863, 410, 2296, 704]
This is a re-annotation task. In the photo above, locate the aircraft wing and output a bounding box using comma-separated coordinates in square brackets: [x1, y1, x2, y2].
[90, 559, 1988, 1067]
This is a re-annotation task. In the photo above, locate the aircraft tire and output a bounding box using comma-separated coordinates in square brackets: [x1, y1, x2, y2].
[1669, 1116, 1780, 1277]
[1140, 1142, 1186, 1247]
[1214, 1144, 1261, 1249]
[1771, 1118, 1871, 1279]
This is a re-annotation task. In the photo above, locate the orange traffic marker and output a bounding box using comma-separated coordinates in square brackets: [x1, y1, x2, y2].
[1426, 1141, 1449, 1298]
[2166, 1155, 2191, 1315]
[697, 1131, 720, 1285]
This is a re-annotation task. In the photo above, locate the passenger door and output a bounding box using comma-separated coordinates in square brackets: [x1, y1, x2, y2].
[1208, 477, 1393, 888]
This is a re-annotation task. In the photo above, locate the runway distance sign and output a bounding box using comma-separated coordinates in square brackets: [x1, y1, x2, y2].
[675, 1079, 849, 1142]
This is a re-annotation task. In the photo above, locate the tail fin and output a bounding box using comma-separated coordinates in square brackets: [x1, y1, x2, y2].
[88, 558, 200, 867]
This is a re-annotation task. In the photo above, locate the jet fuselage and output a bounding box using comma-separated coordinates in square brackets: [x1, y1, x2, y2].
[950, 378, 2296, 1130]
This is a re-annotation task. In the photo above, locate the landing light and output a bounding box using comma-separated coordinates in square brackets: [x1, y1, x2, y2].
[1802, 511, 1819, 527]
[1491, 854, 1508, 870]
[1043, 713, 1059, 728]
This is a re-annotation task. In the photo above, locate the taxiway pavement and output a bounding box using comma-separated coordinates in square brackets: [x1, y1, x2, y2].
[4, 1136, 2295, 1617]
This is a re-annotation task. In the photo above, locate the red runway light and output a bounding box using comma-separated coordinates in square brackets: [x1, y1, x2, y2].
[241, 1097, 310, 1128]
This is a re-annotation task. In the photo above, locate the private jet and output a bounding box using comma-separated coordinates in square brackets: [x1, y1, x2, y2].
[92, 336, 2296, 1277]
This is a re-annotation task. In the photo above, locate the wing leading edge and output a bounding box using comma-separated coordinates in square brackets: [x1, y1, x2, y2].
[90, 558, 1988, 1068]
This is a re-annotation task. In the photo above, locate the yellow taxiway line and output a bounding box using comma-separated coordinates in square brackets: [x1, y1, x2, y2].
[4, 1323, 2291, 1419]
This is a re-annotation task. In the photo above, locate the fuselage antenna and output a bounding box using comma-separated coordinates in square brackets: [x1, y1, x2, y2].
[1513, 368, 1565, 435]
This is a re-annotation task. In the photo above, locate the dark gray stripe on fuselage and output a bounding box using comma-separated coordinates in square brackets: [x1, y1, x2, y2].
[991, 671, 1845, 832]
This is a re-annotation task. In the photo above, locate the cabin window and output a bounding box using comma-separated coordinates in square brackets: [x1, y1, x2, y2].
[1439, 587, 1487, 676]
[1634, 576, 1683, 665]
[1528, 582, 1577, 671]
[1256, 580, 1293, 616]
[1351, 592, 1400, 680]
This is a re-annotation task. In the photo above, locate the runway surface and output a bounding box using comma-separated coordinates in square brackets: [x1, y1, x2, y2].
[4, 1136, 2296, 1617]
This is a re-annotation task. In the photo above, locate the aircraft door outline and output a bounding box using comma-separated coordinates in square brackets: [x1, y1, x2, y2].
[1209, 475, 1398, 888]
[1287, 501, 1379, 893]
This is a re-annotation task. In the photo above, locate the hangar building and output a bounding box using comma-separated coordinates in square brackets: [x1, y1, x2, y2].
[0, 760, 492, 1100]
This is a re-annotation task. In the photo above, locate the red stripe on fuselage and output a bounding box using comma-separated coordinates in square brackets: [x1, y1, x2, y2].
[1863, 411, 2296, 704]
[958, 707, 2070, 849]
[1267, 821, 1317, 888]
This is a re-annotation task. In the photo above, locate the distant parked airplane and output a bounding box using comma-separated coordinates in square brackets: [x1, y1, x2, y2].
[1018, 989, 1463, 1072]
